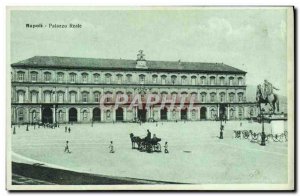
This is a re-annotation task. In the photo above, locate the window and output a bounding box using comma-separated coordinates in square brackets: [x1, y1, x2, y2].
[17, 91, 25, 103]
[44, 72, 51, 82]
[31, 72, 38, 82]
[82, 92, 88, 102]
[18, 109, 24, 122]
[58, 92, 64, 103]
[161, 75, 167, 85]
[250, 107, 254, 116]
[201, 93, 206, 103]
[181, 76, 187, 85]
[238, 77, 243, 85]
[117, 74, 123, 84]
[219, 77, 225, 85]
[126, 74, 132, 83]
[82, 73, 88, 83]
[94, 92, 100, 102]
[57, 73, 64, 82]
[152, 75, 158, 83]
[171, 75, 177, 85]
[229, 77, 234, 85]
[229, 93, 235, 102]
[70, 73, 76, 83]
[70, 92, 76, 103]
[105, 73, 111, 84]
[191, 76, 197, 85]
[238, 107, 244, 118]
[200, 76, 206, 85]
[210, 76, 216, 85]
[93, 74, 100, 83]
[210, 93, 216, 102]
[31, 91, 38, 103]
[17, 71, 25, 82]
[44, 91, 51, 103]
[139, 74, 145, 84]
[238, 93, 243, 102]
[220, 92, 225, 102]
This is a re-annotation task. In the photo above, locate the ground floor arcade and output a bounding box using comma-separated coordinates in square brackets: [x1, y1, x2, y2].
[12, 103, 258, 124]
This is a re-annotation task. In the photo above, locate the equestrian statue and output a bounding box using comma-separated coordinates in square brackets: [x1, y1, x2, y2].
[256, 80, 280, 113]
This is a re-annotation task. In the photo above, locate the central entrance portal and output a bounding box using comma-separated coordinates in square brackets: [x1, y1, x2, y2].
[138, 108, 147, 122]
[42, 106, 53, 124]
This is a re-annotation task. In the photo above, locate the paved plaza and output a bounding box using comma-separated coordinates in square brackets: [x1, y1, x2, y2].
[11, 121, 288, 184]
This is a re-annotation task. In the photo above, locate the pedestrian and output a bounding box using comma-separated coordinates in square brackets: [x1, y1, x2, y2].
[109, 141, 115, 153]
[68, 127, 71, 133]
[64, 141, 71, 153]
[164, 142, 169, 153]
[65, 126, 67, 133]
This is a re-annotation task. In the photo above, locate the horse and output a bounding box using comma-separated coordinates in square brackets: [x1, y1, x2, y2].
[256, 85, 279, 113]
[129, 133, 142, 149]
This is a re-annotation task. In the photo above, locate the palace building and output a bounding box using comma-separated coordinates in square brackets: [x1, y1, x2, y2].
[11, 51, 257, 124]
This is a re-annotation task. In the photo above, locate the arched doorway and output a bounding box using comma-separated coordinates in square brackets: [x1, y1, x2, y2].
[93, 108, 101, 121]
[69, 108, 77, 122]
[160, 107, 168, 120]
[116, 107, 123, 121]
[200, 107, 207, 120]
[138, 105, 147, 122]
[181, 108, 187, 120]
[42, 107, 53, 124]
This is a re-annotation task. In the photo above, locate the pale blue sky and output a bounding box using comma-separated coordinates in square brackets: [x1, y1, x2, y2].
[10, 8, 288, 95]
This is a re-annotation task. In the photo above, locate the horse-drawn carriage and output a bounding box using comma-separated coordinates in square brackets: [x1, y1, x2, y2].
[130, 133, 162, 153]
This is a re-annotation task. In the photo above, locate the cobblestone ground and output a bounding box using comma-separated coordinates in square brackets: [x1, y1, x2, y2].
[11, 121, 288, 184]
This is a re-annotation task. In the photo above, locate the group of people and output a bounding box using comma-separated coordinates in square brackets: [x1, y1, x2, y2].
[144, 129, 168, 153]
[64, 140, 115, 154]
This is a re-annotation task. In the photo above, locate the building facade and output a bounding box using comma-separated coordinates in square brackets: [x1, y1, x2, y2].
[11, 51, 257, 124]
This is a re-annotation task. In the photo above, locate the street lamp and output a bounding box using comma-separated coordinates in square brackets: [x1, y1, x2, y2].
[260, 107, 266, 146]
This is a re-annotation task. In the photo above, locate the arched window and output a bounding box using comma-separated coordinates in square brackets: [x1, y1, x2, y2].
[94, 92, 100, 102]
[44, 72, 51, 82]
[82, 73, 88, 83]
[219, 76, 225, 85]
[139, 74, 145, 84]
[152, 74, 158, 83]
[69, 91, 77, 103]
[238, 77, 244, 86]
[238, 92, 244, 102]
[210, 92, 216, 102]
[82, 92, 89, 102]
[171, 75, 177, 85]
[238, 107, 244, 118]
[30, 71, 38, 82]
[229, 77, 234, 86]
[219, 92, 225, 102]
[126, 74, 132, 83]
[44, 91, 51, 103]
[17, 90, 25, 103]
[191, 76, 197, 85]
[210, 76, 216, 85]
[200, 92, 206, 103]
[161, 75, 167, 85]
[57, 72, 64, 82]
[57, 92, 64, 103]
[181, 76, 187, 85]
[229, 93, 235, 102]
[30, 91, 38, 103]
[117, 74, 123, 84]
[105, 73, 112, 84]
[69, 73, 77, 83]
[200, 76, 206, 85]
[93, 73, 100, 83]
